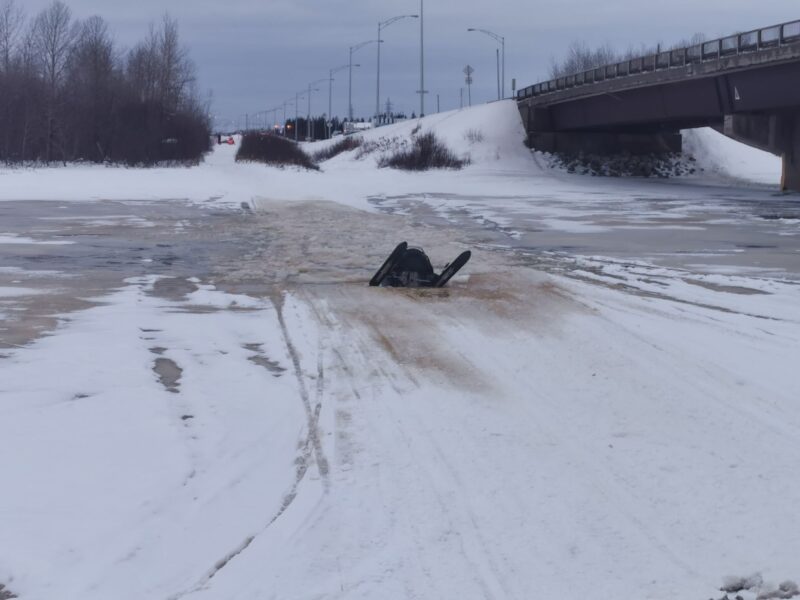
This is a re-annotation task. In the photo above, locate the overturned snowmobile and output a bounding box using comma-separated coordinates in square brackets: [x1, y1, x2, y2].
[369, 242, 471, 288]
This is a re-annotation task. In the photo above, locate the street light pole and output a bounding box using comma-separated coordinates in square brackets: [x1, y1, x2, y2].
[329, 64, 352, 138]
[376, 14, 418, 122]
[418, 0, 425, 116]
[294, 90, 306, 142]
[283, 99, 295, 136]
[349, 39, 380, 122]
[496, 48, 500, 100]
[467, 27, 506, 99]
[307, 79, 326, 141]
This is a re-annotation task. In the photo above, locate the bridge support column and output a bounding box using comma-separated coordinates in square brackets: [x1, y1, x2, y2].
[527, 131, 682, 156]
[783, 154, 800, 192]
[780, 114, 800, 192]
[723, 112, 800, 192]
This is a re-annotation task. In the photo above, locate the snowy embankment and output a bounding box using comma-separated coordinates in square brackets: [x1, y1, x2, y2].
[683, 127, 783, 185]
[1, 101, 799, 600]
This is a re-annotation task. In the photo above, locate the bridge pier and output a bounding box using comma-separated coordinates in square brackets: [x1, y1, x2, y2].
[723, 112, 800, 192]
[784, 153, 800, 192]
[780, 114, 800, 192]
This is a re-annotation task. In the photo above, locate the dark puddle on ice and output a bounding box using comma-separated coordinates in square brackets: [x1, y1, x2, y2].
[150, 277, 198, 301]
[243, 343, 286, 377]
[682, 279, 769, 295]
[0, 199, 262, 348]
[153, 357, 182, 393]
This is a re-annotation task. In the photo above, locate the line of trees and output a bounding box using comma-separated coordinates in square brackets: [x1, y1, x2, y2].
[0, 0, 210, 165]
[549, 34, 707, 79]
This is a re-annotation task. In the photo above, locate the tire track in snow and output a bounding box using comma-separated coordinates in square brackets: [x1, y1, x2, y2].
[273, 291, 331, 488]
[165, 293, 330, 600]
[334, 317, 513, 599]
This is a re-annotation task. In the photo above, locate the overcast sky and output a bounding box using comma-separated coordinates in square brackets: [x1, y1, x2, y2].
[17, 0, 800, 129]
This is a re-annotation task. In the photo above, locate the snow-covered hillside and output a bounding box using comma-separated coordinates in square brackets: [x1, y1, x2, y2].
[1, 100, 798, 600]
[683, 127, 783, 185]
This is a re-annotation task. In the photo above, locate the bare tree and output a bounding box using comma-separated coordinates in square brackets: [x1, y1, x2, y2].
[0, 0, 23, 72]
[65, 15, 117, 159]
[158, 14, 192, 111]
[0, 0, 25, 162]
[549, 41, 617, 78]
[127, 22, 158, 103]
[550, 31, 709, 80]
[128, 15, 194, 110]
[31, 0, 77, 160]
[1, 4, 208, 164]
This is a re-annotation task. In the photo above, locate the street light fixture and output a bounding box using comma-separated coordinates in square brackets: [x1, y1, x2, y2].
[468, 28, 505, 99]
[349, 39, 382, 122]
[376, 14, 418, 121]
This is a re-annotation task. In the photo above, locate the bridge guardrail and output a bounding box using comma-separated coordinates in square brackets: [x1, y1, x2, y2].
[517, 19, 800, 100]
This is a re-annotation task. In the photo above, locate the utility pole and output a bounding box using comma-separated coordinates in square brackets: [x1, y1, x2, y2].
[496, 48, 501, 100]
[418, 0, 426, 116]
[460, 87, 463, 109]
[464, 65, 474, 107]
[437, 94, 440, 113]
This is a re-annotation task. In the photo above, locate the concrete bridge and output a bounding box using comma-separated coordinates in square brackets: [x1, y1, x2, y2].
[517, 20, 800, 190]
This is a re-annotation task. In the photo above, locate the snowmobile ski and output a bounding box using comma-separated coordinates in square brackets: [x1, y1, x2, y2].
[433, 250, 471, 287]
[369, 241, 408, 286]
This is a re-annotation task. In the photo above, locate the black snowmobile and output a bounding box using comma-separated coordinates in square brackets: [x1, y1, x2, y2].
[369, 242, 471, 288]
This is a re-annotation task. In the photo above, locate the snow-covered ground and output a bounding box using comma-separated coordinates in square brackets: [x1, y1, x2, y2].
[1, 101, 799, 600]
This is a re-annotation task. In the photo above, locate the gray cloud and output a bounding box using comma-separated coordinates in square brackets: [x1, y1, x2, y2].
[16, 0, 800, 127]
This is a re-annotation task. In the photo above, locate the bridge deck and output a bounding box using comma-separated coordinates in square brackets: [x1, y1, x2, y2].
[518, 19, 800, 109]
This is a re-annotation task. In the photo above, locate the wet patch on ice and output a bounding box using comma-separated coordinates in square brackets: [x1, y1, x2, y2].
[0, 293, 97, 350]
[682, 278, 769, 296]
[150, 277, 198, 301]
[153, 357, 182, 393]
[243, 343, 286, 376]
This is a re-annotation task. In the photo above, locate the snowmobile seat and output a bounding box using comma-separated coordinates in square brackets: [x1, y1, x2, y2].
[383, 247, 437, 287]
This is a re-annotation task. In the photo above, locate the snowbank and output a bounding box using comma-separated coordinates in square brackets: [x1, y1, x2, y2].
[683, 127, 782, 185]
[307, 100, 534, 171]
